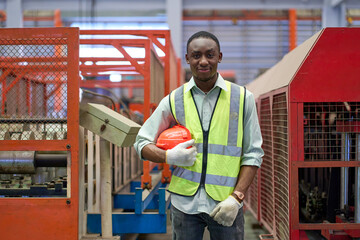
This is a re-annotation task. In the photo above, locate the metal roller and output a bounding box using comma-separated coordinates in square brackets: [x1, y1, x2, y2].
[34, 152, 67, 167]
[0, 151, 36, 174]
[0, 151, 67, 174]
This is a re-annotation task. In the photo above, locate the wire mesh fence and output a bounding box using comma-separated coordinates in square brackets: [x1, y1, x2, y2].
[303, 102, 360, 161]
[0, 37, 68, 140]
[273, 93, 289, 240]
[260, 97, 275, 232]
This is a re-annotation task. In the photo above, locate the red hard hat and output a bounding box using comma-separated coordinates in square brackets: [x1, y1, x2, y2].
[156, 125, 192, 150]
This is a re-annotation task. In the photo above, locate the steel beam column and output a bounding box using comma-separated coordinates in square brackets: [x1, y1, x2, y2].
[6, 0, 23, 27]
[322, 0, 346, 27]
[166, 0, 182, 57]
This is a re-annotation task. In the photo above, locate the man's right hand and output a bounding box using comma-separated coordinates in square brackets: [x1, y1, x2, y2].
[166, 139, 197, 166]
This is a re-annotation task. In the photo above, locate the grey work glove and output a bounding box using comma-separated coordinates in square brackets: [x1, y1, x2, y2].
[210, 196, 241, 227]
[166, 139, 197, 167]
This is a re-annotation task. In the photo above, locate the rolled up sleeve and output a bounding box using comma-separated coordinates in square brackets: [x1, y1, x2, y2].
[133, 95, 176, 160]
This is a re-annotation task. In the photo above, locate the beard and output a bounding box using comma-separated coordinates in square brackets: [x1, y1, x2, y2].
[195, 72, 217, 82]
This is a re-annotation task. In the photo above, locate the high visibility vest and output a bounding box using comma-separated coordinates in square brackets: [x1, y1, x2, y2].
[168, 80, 246, 201]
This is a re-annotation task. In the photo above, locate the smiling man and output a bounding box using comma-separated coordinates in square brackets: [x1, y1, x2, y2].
[134, 31, 264, 240]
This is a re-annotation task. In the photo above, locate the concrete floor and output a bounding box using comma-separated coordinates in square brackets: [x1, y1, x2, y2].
[128, 210, 269, 240]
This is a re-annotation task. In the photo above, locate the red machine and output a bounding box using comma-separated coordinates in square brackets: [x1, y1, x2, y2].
[246, 28, 360, 239]
[0, 28, 79, 240]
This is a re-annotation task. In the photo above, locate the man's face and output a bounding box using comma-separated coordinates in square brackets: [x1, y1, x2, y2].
[186, 37, 222, 83]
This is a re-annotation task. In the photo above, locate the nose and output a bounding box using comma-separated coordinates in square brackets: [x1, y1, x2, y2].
[199, 56, 208, 66]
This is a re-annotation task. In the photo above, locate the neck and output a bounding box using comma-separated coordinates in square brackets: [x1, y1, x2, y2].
[194, 73, 218, 93]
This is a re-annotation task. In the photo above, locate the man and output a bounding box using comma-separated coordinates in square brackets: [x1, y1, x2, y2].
[134, 31, 263, 240]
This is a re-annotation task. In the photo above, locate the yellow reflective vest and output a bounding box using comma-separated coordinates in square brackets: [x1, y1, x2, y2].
[168, 80, 246, 201]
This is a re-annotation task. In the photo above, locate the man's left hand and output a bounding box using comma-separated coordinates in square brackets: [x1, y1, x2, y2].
[209, 196, 241, 227]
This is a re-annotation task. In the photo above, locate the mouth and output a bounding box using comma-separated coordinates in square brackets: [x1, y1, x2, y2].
[197, 68, 210, 73]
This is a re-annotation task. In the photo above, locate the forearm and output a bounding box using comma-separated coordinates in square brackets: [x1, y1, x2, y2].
[234, 165, 258, 194]
[141, 143, 167, 163]
[211, 165, 258, 226]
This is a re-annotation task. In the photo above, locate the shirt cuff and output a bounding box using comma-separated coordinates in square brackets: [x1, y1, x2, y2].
[240, 155, 262, 168]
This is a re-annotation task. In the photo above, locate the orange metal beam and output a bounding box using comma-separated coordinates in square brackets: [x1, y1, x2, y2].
[148, 36, 166, 53]
[289, 9, 297, 51]
[54, 9, 62, 27]
[3, 71, 27, 95]
[111, 42, 145, 76]
[183, 9, 321, 21]
[80, 80, 144, 88]
[80, 65, 138, 71]
[0, 9, 62, 24]
[80, 38, 147, 47]
[0, 10, 6, 21]
[45, 82, 64, 101]
[0, 69, 11, 84]
[80, 57, 145, 62]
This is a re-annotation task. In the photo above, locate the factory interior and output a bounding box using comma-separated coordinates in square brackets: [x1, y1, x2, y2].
[0, 0, 360, 239]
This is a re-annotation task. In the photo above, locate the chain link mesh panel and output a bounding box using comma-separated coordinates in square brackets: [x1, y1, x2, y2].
[0, 38, 68, 140]
[304, 102, 360, 161]
[260, 97, 275, 232]
[273, 93, 289, 240]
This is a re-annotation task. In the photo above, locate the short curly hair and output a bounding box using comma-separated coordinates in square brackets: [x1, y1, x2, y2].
[186, 31, 220, 53]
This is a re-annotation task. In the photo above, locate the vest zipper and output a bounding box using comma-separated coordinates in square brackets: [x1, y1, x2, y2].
[200, 130, 209, 187]
[190, 88, 222, 190]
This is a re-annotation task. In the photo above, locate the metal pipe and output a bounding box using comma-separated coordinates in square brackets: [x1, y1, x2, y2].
[100, 138, 113, 238]
[355, 134, 360, 223]
[0, 151, 35, 174]
[0, 151, 67, 174]
[340, 133, 350, 209]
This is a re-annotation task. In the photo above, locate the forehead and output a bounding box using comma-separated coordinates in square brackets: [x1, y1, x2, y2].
[188, 37, 219, 52]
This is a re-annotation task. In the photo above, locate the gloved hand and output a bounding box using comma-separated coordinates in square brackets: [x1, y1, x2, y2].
[166, 139, 197, 167]
[209, 195, 241, 227]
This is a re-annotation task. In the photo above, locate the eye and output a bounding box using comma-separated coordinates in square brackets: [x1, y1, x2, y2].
[207, 53, 214, 58]
[193, 54, 201, 59]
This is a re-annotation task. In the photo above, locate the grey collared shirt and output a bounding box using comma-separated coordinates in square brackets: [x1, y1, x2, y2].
[134, 74, 263, 214]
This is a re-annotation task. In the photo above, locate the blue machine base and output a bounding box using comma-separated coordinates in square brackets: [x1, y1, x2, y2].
[87, 179, 170, 234]
[87, 213, 167, 234]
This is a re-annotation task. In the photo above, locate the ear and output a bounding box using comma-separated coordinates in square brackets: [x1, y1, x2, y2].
[185, 53, 190, 64]
[218, 52, 223, 63]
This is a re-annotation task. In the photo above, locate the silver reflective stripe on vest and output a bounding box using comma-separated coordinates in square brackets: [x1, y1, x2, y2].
[174, 85, 185, 125]
[173, 167, 201, 183]
[173, 167, 237, 187]
[205, 173, 238, 187]
[195, 143, 242, 157]
[228, 83, 240, 146]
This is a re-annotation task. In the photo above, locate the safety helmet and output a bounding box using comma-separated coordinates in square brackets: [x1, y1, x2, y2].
[156, 125, 192, 150]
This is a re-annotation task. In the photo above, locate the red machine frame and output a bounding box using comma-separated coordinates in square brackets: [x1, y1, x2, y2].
[0, 28, 79, 240]
[246, 28, 360, 239]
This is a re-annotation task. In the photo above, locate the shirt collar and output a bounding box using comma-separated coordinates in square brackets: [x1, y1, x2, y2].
[185, 73, 228, 93]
